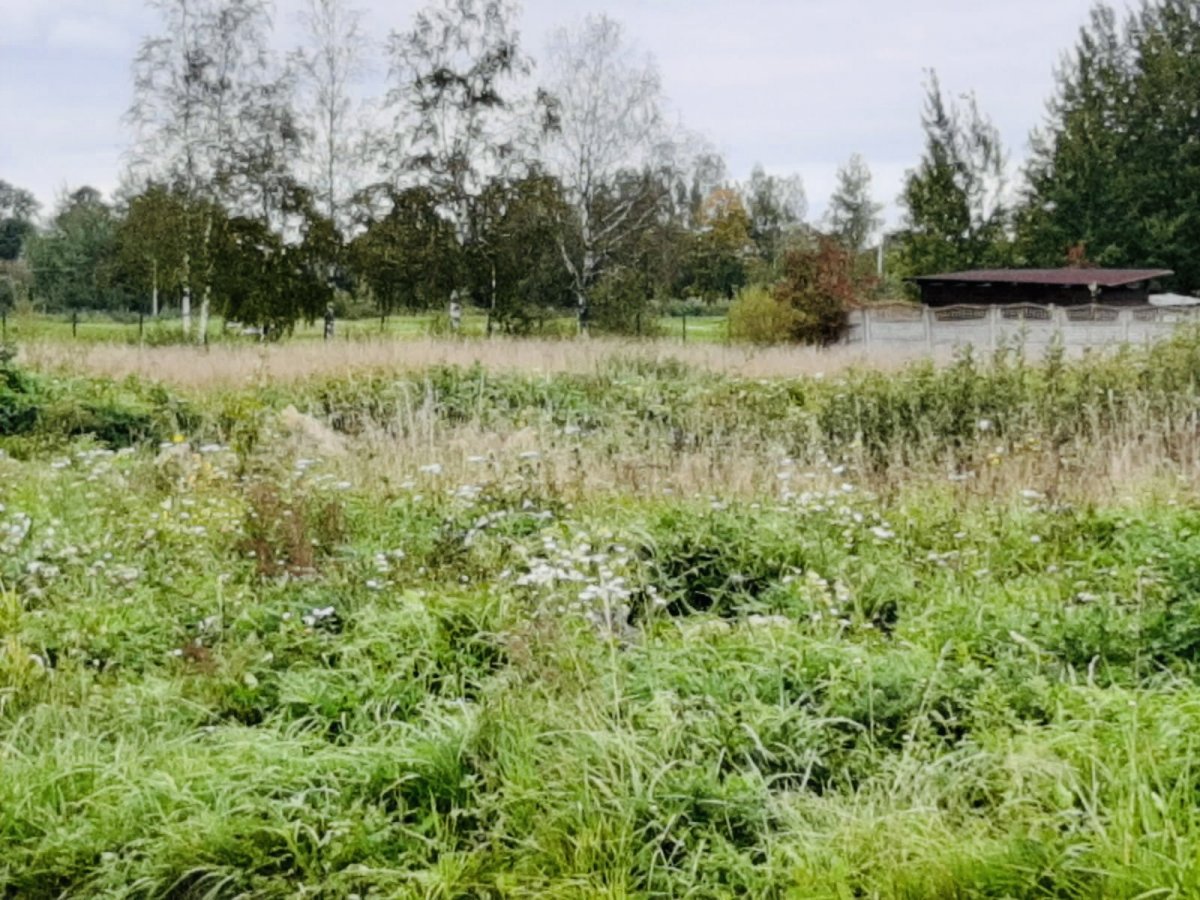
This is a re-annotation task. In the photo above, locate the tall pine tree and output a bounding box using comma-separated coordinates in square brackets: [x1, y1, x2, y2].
[1017, 0, 1200, 289]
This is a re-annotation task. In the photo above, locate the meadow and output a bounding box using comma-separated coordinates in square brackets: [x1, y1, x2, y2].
[4, 329, 1200, 897]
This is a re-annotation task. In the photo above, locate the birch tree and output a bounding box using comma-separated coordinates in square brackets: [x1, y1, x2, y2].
[126, 0, 275, 340]
[385, 0, 531, 226]
[539, 15, 675, 324]
[294, 0, 370, 232]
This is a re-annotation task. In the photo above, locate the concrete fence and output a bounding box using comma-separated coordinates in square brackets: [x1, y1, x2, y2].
[845, 303, 1200, 352]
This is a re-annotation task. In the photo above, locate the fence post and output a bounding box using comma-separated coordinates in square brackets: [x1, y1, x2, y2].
[72, 311, 78, 338]
[863, 307, 873, 350]
[139, 309, 145, 342]
[989, 305, 1000, 353]
[923, 306, 934, 353]
[1, 309, 6, 342]
[681, 314, 687, 344]
[1121, 308, 1132, 344]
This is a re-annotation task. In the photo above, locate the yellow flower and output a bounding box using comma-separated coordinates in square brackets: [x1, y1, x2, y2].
[171, 433, 185, 445]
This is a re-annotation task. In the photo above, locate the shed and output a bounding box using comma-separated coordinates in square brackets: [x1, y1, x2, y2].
[909, 268, 1174, 308]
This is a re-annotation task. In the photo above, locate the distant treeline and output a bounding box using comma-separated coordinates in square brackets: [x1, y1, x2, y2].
[1, 0, 1196, 341]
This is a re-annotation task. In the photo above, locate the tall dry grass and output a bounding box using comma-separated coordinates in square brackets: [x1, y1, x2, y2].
[17, 336, 932, 387]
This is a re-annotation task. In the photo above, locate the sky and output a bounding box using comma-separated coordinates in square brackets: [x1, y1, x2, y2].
[0, 0, 1115, 227]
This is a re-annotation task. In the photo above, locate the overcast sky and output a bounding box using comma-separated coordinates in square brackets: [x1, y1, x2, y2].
[1, 0, 1114, 226]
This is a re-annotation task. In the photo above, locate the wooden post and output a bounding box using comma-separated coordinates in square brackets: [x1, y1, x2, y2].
[139, 308, 145, 342]
[72, 311, 78, 338]
[923, 306, 934, 353]
[1121, 308, 1132, 344]
[989, 305, 1000, 353]
[1, 309, 6, 342]
[863, 306, 873, 350]
[681, 314, 687, 344]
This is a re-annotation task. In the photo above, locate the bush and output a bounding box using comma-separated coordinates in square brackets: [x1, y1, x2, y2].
[0, 352, 40, 436]
[727, 285, 799, 345]
[772, 238, 860, 346]
[588, 269, 660, 336]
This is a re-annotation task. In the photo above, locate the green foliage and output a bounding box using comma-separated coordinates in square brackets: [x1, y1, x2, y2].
[588, 265, 658, 335]
[769, 238, 861, 345]
[8, 337, 1200, 893]
[467, 174, 575, 331]
[827, 153, 883, 254]
[680, 188, 752, 301]
[350, 187, 459, 317]
[895, 73, 1010, 280]
[727, 284, 797, 344]
[0, 180, 39, 263]
[1016, 0, 1200, 290]
[26, 187, 124, 312]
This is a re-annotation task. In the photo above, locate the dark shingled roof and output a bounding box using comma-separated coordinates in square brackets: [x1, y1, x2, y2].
[909, 268, 1174, 287]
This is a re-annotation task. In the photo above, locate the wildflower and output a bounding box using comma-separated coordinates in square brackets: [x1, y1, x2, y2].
[977, 419, 993, 432]
[302, 606, 336, 627]
[871, 526, 895, 541]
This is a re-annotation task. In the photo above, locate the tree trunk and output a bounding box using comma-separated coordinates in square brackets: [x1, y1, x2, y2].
[199, 284, 211, 345]
[151, 257, 159, 317]
[196, 214, 214, 344]
[180, 250, 192, 339]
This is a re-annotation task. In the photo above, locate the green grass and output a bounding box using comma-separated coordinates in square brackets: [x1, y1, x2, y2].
[1, 311, 733, 345]
[3, 333, 1200, 895]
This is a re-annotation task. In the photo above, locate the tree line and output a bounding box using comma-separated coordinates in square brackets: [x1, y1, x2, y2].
[1, 0, 1197, 341]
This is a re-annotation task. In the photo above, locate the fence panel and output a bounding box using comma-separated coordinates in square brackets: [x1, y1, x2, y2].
[848, 303, 1198, 352]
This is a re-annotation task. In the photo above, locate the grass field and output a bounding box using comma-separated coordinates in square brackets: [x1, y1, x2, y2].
[0, 311, 732, 346]
[4, 331, 1200, 896]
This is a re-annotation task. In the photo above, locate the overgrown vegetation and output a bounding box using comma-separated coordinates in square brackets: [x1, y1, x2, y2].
[3, 331, 1200, 895]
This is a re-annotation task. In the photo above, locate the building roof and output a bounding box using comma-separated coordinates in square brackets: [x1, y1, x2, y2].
[910, 268, 1173, 287]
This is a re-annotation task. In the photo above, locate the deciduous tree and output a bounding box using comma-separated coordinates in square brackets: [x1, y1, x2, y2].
[540, 15, 677, 326]
[127, 0, 279, 339]
[827, 153, 882, 255]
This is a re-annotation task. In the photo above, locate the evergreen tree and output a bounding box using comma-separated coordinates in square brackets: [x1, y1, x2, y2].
[896, 73, 1009, 279]
[1017, 1, 1200, 289]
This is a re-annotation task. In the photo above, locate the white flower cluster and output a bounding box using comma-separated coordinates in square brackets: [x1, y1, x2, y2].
[510, 532, 653, 638]
[0, 510, 31, 554]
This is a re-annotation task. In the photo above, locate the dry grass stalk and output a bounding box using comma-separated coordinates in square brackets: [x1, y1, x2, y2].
[17, 336, 934, 387]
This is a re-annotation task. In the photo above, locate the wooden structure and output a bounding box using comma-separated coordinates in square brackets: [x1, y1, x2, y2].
[909, 268, 1173, 308]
